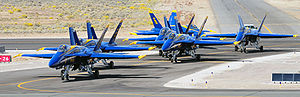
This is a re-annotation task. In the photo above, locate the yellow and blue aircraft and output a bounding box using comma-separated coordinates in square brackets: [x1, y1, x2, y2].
[206, 15, 298, 53]
[131, 16, 245, 63]
[128, 10, 216, 36]
[14, 25, 147, 81]
[38, 20, 155, 68]
[124, 14, 225, 42]
[129, 15, 225, 56]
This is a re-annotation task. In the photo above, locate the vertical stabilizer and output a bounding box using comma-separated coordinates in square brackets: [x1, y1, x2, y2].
[68, 27, 76, 45]
[86, 21, 93, 39]
[149, 11, 163, 29]
[109, 19, 123, 44]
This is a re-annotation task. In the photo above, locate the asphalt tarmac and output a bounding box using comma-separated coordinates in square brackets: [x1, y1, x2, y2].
[1, 0, 300, 96]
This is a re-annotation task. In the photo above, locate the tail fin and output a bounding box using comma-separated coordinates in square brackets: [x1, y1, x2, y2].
[258, 14, 267, 32]
[237, 15, 245, 35]
[164, 16, 171, 29]
[185, 14, 195, 34]
[73, 30, 81, 45]
[197, 16, 208, 39]
[149, 11, 163, 29]
[91, 27, 98, 39]
[108, 19, 123, 44]
[174, 17, 180, 34]
[235, 15, 246, 43]
[238, 15, 244, 30]
[94, 25, 109, 51]
[178, 22, 184, 34]
[169, 10, 177, 26]
[68, 27, 76, 45]
[86, 21, 93, 39]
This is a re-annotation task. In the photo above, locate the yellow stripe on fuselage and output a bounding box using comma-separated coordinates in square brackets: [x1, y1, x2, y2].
[60, 46, 77, 57]
[83, 39, 94, 45]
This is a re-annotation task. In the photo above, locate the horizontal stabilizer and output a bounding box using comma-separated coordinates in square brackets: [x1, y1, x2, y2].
[91, 53, 144, 59]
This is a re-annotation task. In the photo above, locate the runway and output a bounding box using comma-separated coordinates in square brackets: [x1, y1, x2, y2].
[1, 0, 300, 96]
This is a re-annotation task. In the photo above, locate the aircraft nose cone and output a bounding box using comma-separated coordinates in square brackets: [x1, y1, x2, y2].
[48, 52, 63, 67]
[162, 40, 172, 52]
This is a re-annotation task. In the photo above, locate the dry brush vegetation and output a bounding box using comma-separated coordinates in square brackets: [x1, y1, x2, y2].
[0, 0, 169, 37]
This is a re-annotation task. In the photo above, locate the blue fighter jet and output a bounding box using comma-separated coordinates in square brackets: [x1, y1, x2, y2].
[14, 25, 147, 81]
[131, 16, 245, 63]
[37, 20, 155, 68]
[206, 15, 298, 53]
[128, 10, 216, 36]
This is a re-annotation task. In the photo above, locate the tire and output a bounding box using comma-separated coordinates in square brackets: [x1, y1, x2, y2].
[259, 46, 263, 52]
[174, 57, 178, 63]
[243, 48, 247, 53]
[61, 70, 64, 80]
[94, 70, 99, 78]
[159, 50, 162, 56]
[109, 61, 114, 69]
[65, 74, 69, 81]
[196, 54, 201, 61]
[234, 46, 238, 51]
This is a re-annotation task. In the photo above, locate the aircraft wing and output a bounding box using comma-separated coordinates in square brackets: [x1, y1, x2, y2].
[194, 40, 233, 46]
[90, 53, 146, 59]
[201, 37, 225, 40]
[15, 53, 55, 58]
[130, 30, 159, 35]
[103, 46, 156, 51]
[130, 41, 165, 45]
[206, 33, 237, 38]
[258, 33, 297, 38]
[37, 47, 58, 51]
[123, 37, 157, 41]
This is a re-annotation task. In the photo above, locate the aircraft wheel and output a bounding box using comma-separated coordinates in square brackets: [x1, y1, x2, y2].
[234, 46, 238, 51]
[168, 57, 172, 60]
[65, 74, 69, 81]
[259, 46, 263, 52]
[159, 50, 163, 56]
[109, 61, 114, 69]
[243, 48, 247, 53]
[173, 57, 178, 63]
[61, 70, 64, 80]
[94, 70, 99, 78]
[196, 54, 201, 61]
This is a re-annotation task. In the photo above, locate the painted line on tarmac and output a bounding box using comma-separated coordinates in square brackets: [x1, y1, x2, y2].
[16, 77, 199, 97]
[0, 83, 19, 86]
[234, 0, 273, 34]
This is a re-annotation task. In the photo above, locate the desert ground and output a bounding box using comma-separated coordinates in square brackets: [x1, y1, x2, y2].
[0, 0, 215, 38]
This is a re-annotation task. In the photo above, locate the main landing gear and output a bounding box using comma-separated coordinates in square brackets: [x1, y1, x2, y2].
[102, 59, 114, 69]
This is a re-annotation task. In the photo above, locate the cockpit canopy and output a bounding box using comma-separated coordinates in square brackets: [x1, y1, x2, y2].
[159, 27, 171, 36]
[57, 45, 70, 52]
[244, 24, 257, 29]
[168, 33, 176, 40]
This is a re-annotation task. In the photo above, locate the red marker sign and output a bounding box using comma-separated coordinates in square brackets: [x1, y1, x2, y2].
[0, 55, 11, 62]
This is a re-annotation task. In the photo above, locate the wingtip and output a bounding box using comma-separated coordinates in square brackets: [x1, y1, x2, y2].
[13, 53, 23, 58]
[129, 32, 138, 36]
[207, 29, 217, 33]
[122, 38, 129, 42]
[234, 41, 240, 45]
[129, 41, 137, 45]
[293, 34, 298, 38]
[220, 37, 226, 40]
[138, 55, 147, 59]
[148, 46, 156, 51]
[149, 10, 153, 13]
[36, 47, 45, 51]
